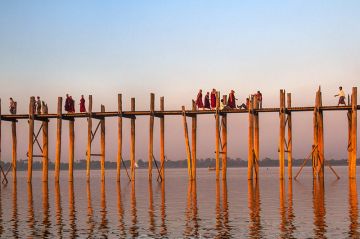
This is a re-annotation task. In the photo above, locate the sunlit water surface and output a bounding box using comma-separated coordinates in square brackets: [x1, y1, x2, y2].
[0, 167, 359, 238]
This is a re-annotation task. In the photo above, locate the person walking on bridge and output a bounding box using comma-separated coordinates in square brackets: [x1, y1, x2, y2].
[9, 97, 16, 114]
[334, 86, 346, 106]
[195, 89, 204, 110]
[80, 95, 86, 112]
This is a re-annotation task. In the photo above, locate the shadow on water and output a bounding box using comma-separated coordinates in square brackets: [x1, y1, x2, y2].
[313, 178, 326, 238]
[248, 180, 262, 239]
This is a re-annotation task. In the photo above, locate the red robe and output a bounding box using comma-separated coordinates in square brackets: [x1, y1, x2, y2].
[228, 93, 236, 108]
[204, 94, 210, 109]
[80, 98, 86, 112]
[210, 92, 216, 108]
[196, 92, 203, 108]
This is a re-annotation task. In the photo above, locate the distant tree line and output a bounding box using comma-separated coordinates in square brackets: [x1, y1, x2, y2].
[1, 157, 358, 171]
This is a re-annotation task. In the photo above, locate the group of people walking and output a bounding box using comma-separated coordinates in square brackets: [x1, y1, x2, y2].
[195, 89, 262, 110]
[65, 94, 86, 113]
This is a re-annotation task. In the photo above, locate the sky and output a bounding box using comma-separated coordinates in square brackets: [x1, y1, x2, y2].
[0, 1, 359, 163]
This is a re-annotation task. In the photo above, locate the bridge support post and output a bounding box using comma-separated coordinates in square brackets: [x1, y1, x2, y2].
[148, 93, 154, 181]
[130, 98, 136, 181]
[191, 100, 197, 181]
[160, 97, 165, 180]
[117, 94, 122, 182]
[215, 92, 220, 181]
[100, 105, 105, 182]
[287, 93, 293, 179]
[42, 105, 49, 182]
[279, 90, 286, 180]
[221, 95, 227, 181]
[68, 117, 75, 182]
[349, 87, 357, 178]
[28, 96, 35, 183]
[11, 121, 17, 181]
[248, 96, 255, 180]
[55, 97, 62, 183]
[86, 95, 93, 181]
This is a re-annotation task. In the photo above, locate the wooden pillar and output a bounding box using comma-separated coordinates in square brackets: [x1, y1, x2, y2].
[182, 106, 192, 179]
[160, 97, 165, 180]
[100, 105, 105, 182]
[69, 118, 75, 182]
[86, 95, 92, 181]
[191, 100, 197, 180]
[11, 121, 17, 181]
[215, 91, 220, 181]
[248, 96, 254, 180]
[42, 105, 49, 182]
[350, 87, 357, 178]
[28, 96, 35, 183]
[279, 90, 285, 180]
[55, 97, 62, 183]
[313, 92, 319, 177]
[0, 99, 2, 179]
[317, 90, 324, 178]
[117, 94, 122, 182]
[148, 93, 155, 181]
[221, 95, 227, 181]
[130, 98, 136, 181]
[287, 93, 293, 179]
[253, 96, 259, 179]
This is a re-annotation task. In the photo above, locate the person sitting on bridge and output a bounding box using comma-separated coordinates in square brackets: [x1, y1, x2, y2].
[195, 89, 204, 110]
[238, 98, 250, 110]
[9, 97, 17, 114]
[334, 86, 346, 106]
[204, 92, 211, 109]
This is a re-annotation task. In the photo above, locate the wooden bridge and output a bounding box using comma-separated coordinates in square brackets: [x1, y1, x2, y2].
[0, 87, 358, 183]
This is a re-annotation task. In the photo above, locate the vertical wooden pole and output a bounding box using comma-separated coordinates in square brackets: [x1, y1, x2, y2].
[42, 105, 49, 182]
[0, 99, 2, 180]
[100, 105, 105, 182]
[350, 87, 357, 178]
[182, 106, 192, 179]
[253, 96, 259, 179]
[69, 118, 75, 182]
[117, 94, 122, 182]
[55, 97, 62, 183]
[149, 93, 155, 181]
[11, 121, 17, 181]
[248, 96, 254, 180]
[215, 91, 220, 181]
[28, 96, 35, 183]
[287, 93, 292, 179]
[317, 90, 324, 178]
[279, 90, 285, 180]
[160, 97, 165, 180]
[348, 109, 352, 176]
[221, 95, 227, 181]
[191, 100, 197, 180]
[86, 95, 93, 181]
[313, 92, 319, 177]
[130, 98, 136, 181]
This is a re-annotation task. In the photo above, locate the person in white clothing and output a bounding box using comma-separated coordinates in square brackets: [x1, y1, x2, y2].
[334, 86, 346, 106]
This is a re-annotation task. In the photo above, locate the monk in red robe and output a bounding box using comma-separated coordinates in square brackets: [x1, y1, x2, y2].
[210, 88, 217, 109]
[195, 89, 204, 109]
[227, 90, 237, 108]
[204, 92, 211, 109]
[80, 95, 86, 112]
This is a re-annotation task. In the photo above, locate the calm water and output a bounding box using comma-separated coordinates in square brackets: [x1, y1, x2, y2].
[0, 167, 359, 238]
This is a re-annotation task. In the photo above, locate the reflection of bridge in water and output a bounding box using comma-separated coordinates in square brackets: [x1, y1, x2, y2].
[0, 87, 358, 183]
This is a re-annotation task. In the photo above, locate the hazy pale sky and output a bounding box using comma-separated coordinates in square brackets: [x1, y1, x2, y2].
[0, 1, 359, 163]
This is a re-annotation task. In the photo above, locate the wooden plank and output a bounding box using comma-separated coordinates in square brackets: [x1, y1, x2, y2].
[86, 95, 92, 181]
[117, 94, 122, 182]
[100, 104, 105, 182]
[28, 96, 35, 183]
[148, 93, 154, 180]
[130, 98, 136, 181]
[55, 97, 62, 183]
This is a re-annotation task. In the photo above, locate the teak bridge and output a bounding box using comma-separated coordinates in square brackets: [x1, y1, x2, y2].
[0, 87, 358, 184]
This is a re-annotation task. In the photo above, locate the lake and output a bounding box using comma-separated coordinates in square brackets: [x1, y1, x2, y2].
[0, 166, 358, 238]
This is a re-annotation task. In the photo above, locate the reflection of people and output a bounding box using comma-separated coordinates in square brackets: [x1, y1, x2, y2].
[334, 86, 346, 106]
[9, 97, 17, 114]
[210, 89, 217, 109]
[195, 89, 203, 110]
[204, 92, 210, 109]
[80, 95, 86, 112]
[227, 90, 237, 108]
[36, 96, 42, 114]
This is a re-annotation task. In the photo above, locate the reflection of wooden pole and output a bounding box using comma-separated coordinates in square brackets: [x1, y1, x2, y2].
[11, 121, 17, 181]
[279, 90, 285, 180]
[69, 118, 75, 182]
[287, 93, 292, 179]
[248, 97, 254, 180]
[130, 98, 136, 181]
[191, 100, 197, 180]
[55, 97, 62, 183]
[350, 87, 357, 179]
[253, 96, 259, 179]
[160, 97, 165, 180]
[317, 90, 324, 178]
[86, 95, 92, 181]
[42, 105, 49, 182]
[148, 93, 155, 180]
[100, 105, 105, 182]
[117, 94, 122, 182]
[28, 96, 35, 183]
[222, 95, 227, 181]
[349, 179, 358, 236]
[215, 91, 220, 181]
[182, 106, 192, 179]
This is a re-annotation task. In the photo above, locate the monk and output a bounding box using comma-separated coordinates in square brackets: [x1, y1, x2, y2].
[80, 95, 86, 112]
[227, 90, 237, 109]
[65, 94, 71, 113]
[210, 88, 217, 109]
[204, 92, 211, 109]
[195, 89, 203, 109]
